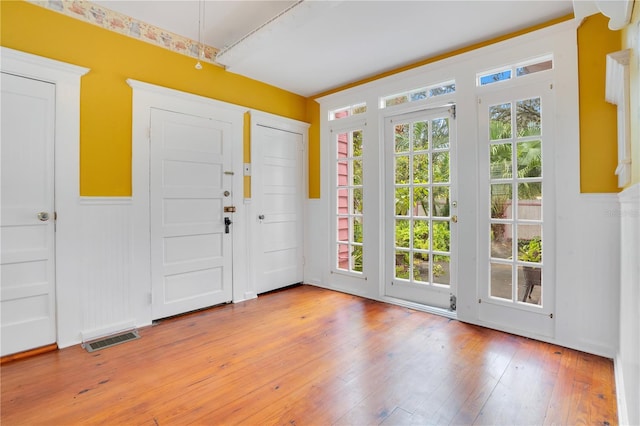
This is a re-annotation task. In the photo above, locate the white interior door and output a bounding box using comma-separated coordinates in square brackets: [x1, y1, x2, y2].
[150, 108, 233, 319]
[1, 72, 57, 356]
[384, 106, 457, 309]
[253, 124, 304, 294]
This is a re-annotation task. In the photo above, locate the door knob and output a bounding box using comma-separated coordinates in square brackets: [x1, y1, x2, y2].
[258, 214, 265, 220]
[37, 212, 50, 221]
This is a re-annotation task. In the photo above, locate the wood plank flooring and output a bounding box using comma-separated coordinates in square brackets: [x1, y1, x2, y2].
[0, 285, 617, 425]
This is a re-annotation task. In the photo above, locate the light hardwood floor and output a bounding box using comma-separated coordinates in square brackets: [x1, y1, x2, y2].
[1, 285, 617, 425]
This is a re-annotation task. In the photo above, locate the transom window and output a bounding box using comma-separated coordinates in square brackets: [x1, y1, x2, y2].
[329, 103, 367, 121]
[380, 80, 456, 108]
[478, 56, 553, 87]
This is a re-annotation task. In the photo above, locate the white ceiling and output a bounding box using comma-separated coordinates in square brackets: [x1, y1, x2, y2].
[94, 0, 575, 97]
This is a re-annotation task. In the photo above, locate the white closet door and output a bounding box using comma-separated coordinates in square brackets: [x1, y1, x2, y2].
[1, 72, 57, 356]
[253, 124, 304, 294]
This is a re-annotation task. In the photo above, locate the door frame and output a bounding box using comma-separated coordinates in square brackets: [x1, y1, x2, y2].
[129, 80, 246, 324]
[0, 47, 89, 349]
[249, 110, 309, 296]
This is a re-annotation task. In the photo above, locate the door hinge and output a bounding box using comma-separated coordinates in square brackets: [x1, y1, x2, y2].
[450, 294, 457, 311]
[449, 104, 456, 119]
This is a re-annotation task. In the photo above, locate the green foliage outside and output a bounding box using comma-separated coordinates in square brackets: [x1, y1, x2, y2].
[394, 119, 451, 281]
[518, 236, 542, 263]
[490, 98, 543, 259]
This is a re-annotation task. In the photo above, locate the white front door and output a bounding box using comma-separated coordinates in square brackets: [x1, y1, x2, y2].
[150, 108, 233, 319]
[1, 72, 57, 356]
[253, 124, 304, 294]
[384, 106, 457, 309]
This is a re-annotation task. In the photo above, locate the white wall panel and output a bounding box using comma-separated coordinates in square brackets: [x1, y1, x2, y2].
[76, 198, 135, 341]
[616, 183, 640, 425]
[555, 194, 620, 357]
[303, 198, 325, 288]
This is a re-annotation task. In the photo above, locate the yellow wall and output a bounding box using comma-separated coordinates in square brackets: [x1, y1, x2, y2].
[305, 99, 321, 198]
[622, 2, 640, 186]
[0, 1, 307, 196]
[578, 14, 622, 192]
[2, 1, 628, 197]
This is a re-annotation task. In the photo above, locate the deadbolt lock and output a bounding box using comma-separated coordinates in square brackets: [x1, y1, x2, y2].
[224, 206, 236, 213]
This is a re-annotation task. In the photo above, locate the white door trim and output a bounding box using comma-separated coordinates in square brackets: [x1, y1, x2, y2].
[0, 47, 89, 349]
[128, 79, 246, 326]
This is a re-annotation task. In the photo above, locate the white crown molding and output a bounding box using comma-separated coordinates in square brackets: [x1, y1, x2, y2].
[573, 0, 633, 30]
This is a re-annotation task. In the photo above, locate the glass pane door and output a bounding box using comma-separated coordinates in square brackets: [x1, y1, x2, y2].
[478, 82, 555, 337]
[488, 97, 543, 305]
[385, 107, 456, 309]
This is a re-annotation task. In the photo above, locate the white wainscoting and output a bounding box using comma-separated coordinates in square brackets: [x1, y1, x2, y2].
[616, 183, 640, 426]
[303, 198, 326, 288]
[75, 197, 135, 343]
[554, 194, 621, 357]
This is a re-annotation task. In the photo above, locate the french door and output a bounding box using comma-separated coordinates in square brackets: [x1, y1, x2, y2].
[384, 106, 457, 309]
[477, 82, 555, 336]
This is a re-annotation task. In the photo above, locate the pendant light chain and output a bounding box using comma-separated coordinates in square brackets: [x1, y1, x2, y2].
[195, 0, 204, 69]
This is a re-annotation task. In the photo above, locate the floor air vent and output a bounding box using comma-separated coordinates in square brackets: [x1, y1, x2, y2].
[84, 330, 140, 352]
